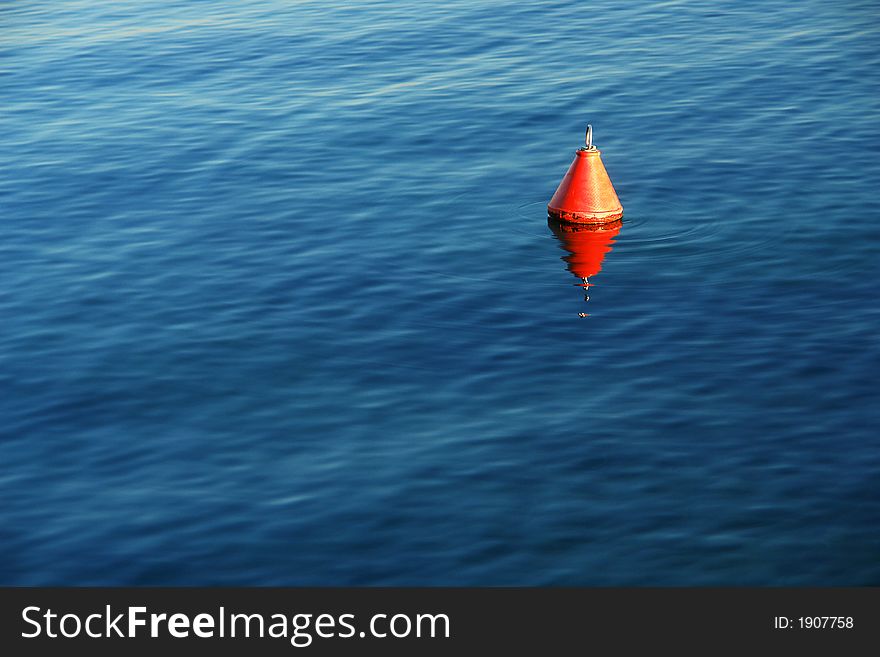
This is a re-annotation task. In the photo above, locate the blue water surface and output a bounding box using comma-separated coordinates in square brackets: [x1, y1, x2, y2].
[2, 0, 879, 585]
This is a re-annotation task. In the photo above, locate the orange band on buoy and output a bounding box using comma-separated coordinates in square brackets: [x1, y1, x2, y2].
[548, 126, 622, 224]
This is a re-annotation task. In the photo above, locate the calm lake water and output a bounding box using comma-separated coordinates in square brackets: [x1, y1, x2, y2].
[2, 0, 879, 585]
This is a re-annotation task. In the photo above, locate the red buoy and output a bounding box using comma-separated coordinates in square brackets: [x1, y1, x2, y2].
[548, 125, 623, 224]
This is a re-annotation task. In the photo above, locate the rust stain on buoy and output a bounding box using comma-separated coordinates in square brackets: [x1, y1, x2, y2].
[548, 125, 623, 224]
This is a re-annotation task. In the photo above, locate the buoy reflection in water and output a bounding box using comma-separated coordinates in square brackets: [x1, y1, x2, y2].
[547, 217, 622, 317]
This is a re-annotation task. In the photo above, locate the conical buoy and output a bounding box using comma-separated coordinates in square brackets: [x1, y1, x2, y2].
[548, 125, 623, 224]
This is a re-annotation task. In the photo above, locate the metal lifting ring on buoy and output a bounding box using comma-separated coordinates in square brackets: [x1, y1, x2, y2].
[579, 124, 597, 152]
